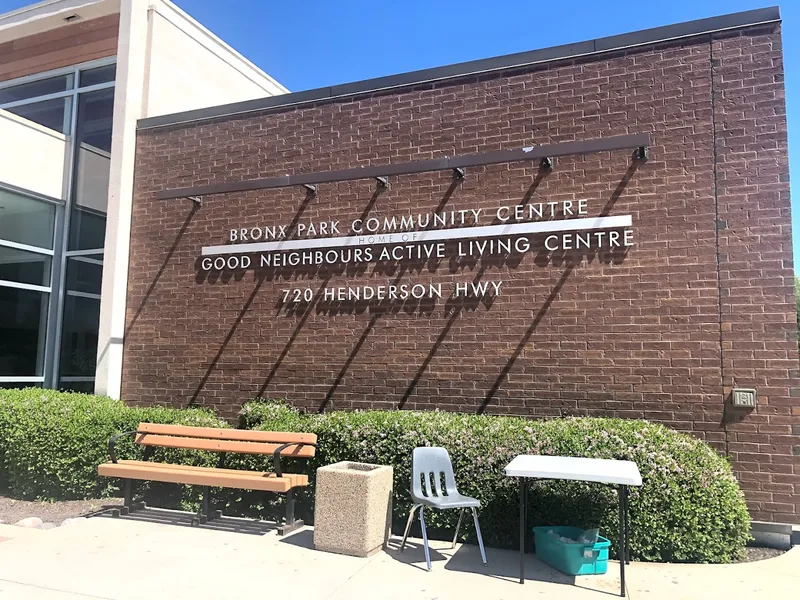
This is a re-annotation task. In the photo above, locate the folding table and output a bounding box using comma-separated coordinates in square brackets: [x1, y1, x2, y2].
[504, 455, 642, 597]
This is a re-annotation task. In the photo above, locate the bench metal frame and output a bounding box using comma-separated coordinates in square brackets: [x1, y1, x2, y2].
[105, 428, 315, 534]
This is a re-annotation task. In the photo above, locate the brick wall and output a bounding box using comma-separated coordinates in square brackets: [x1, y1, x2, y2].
[127, 25, 798, 521]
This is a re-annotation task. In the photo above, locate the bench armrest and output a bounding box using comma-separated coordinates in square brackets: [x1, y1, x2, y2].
[272, 442, 316, 478]
[108, 430, 138, 464]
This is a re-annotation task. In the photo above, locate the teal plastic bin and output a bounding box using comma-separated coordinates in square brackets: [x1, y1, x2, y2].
[532, 526, 610, 576]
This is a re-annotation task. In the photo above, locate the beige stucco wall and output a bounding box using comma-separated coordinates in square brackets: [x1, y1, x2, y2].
[95, 0, 287, 398]
[143, 0, 287, 118]
[0, 108, 66, 200]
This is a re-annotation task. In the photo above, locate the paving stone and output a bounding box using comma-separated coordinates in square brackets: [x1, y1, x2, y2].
[60, 518, 88, 527]
[14, 517, 43, 529]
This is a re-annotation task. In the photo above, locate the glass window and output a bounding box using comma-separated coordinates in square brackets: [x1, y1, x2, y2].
[69, 88, 113, 251]
[0, 381, 43, 389]
[58, 294, 99, 378]
[5, 96, 72, 134]
[0, 74, 73, 104]
[0, 189, 57, 249]
[79, 64, 116, 88]
[58, 380, 94, 393]
[0, 286, 48, 377]
[65, 255, 103, 295]
[0, 247, 51, 287]
[68, 208, 106, 252]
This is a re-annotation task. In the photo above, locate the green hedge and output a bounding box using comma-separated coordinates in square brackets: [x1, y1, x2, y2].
[0, 389, 225, 501]
[0, 390, 750, 563]
[241, 401, 750, 563]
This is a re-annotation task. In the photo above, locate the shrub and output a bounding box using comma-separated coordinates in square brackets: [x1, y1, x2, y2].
[0, 388, 225, 501]
[0, 390, 751, 563]
[241, 400, 750, 563]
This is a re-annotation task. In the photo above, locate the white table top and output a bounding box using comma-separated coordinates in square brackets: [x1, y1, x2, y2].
[504, 455, 642, 486]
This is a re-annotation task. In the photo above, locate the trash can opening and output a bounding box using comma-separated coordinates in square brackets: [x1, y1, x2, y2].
[336, 462, 380, 472]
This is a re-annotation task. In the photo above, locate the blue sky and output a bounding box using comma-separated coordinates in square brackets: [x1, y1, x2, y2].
[2, 1, 798, 269]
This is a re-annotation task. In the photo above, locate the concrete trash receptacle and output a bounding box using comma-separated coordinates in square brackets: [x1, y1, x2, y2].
[313, 461, 393, 557]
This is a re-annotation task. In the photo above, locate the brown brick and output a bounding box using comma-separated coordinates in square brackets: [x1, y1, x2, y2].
[125, 24, 798, 522]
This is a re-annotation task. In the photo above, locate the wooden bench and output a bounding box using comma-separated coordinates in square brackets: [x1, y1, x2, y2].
[97, 423, 316, 534]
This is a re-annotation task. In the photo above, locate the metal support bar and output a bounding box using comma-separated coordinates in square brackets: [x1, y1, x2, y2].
[278, 488, 304, 535]
[452, 508, 465, 549]
[453, 167, 466, 180]
[124, 479, 132, 508]
[619, 484, 627, 597]
[271, 442, 316, 477]
[519, 478, 527, 584]
[187, 196, 202, 205]
[156, 133, 650, 200]
[202, 486, 210, 516]
[420, 506, 432, 571]
[401, 504, 421, 551]
[623, 485, 631, 565]
[540, 156, 553, 171]
[108, 430, 137, 463]
[375, 176, 389, 189]
[303, 184, 317, 195]
[471, 507, 488, 565]
[285, 489, 294, 523]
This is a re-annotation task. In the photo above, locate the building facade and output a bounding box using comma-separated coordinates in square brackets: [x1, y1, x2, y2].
[0, 0, 286, 392]
[126, 7, 798, 523]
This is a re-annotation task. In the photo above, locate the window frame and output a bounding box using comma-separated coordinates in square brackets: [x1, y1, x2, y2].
[0, 57, 116, 390]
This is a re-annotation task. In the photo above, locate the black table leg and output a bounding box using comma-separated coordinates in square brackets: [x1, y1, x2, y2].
[519, 477, 527, 584]
[618, 484, 626, 597]
[623, 485, 630, 565]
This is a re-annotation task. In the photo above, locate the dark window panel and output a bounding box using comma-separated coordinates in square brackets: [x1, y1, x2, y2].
[0, 286, 48, 377]
[68, 88, 114, 251]
[57, 380, 95, 393]
[58, 294, 100, 378]
[79, 64, 116, 88]
[0, 189, 57, 249]
[0, 382, 43, 389]
[65, 255, 103, 295]
[0, 247, 51, 287]
[0, 74, 73, 104]
[5, 96, 72, 134]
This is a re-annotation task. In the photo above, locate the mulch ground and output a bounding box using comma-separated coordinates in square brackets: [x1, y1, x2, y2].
[738, 546, 786, 562]
[0, 495, 122, 526]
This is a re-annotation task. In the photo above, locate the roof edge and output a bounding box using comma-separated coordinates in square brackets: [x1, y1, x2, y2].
[137, 6, 781, 131]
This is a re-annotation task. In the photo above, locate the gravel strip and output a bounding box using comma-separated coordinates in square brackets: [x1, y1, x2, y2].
[737, 546, 786, 563]
[0, 495, 122, 526]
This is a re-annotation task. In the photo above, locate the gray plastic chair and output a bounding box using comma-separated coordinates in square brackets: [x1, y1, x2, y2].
[400, 446, 487, 571]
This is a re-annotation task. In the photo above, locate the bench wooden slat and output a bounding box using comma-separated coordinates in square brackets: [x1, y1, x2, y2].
[137, 423, 317, 445]
[113, 460, 308, 487]
[134, 433, 316, 457]
[98, 461, 297, 492]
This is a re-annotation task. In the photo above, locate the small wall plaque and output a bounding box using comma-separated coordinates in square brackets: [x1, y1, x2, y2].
[732, 388, 757, 408]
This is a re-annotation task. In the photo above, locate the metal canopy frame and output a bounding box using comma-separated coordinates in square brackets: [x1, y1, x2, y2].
[157, 133, 649, 202]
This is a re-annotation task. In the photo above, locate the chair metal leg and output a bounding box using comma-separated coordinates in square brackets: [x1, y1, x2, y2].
[471, 507, 487, 565]
[400, 504, 421, 552]
[452, 508, 465, 549]
[420, 506, 432, 571]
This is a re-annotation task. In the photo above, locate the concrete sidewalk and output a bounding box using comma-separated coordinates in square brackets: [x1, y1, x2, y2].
[0, 511, 796, 599]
